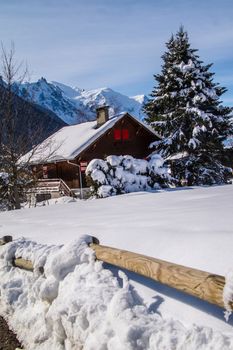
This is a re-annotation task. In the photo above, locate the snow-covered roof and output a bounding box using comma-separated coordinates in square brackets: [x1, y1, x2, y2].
[23, 112, 158, 164]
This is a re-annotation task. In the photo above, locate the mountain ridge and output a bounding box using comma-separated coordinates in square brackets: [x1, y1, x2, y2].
[16, 78, 147, 125]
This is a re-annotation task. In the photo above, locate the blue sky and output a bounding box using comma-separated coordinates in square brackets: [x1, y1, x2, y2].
[1, 0, 233, 104]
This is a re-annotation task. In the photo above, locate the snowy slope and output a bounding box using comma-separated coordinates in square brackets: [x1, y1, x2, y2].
[0, 184, 233, 349]
[16, 79, 146, 125]
[52, 81, 83, 98]
[1, 185, 232, 276]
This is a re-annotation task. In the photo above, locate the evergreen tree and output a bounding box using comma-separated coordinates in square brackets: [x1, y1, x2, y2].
[144, 27, 233, 185]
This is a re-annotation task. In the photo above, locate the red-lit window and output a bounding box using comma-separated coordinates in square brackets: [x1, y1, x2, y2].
[114, 129, 129, 141]
[122, 129, 129, 140]
[114, 129, 121, 140]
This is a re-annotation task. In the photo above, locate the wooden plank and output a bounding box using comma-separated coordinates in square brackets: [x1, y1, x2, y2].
[90, 243, 231, 310]
[0, 236, 13, 246]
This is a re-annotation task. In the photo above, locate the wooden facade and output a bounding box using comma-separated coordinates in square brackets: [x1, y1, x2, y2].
[35, 114, 158, 189]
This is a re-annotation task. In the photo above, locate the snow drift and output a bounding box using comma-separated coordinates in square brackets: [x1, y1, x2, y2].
[1, 237, 233, 350]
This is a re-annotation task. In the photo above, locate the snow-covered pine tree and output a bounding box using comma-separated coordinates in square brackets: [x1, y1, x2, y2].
[144, 27, 233, 186]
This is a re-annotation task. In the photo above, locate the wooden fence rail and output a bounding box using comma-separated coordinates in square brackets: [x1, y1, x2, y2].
[0, 236, 231, 310]
[90, 242, 230, 310]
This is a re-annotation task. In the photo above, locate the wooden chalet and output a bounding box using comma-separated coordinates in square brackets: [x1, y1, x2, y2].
[25, 106, 159, 198]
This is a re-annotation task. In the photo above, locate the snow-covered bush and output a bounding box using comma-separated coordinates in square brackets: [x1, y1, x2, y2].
[86, 155, 173, 198]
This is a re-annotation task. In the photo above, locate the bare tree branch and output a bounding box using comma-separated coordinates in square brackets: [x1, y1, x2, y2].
[0, 43, 62, 210]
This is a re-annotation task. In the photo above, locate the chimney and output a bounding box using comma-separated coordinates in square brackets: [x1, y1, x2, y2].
[96, 105, 109, 127]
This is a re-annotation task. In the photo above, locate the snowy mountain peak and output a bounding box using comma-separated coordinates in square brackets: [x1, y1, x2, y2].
[132, 94, 148, 105]
[16, 79, 146, 125]
[52, 81, 83, 98]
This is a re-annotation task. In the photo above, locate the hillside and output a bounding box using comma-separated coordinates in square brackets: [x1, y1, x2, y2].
[0, 84, 67, 149]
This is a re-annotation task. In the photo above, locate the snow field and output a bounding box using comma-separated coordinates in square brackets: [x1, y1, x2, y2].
[1, 236, 233, 350]
[0, 185, 233, 348]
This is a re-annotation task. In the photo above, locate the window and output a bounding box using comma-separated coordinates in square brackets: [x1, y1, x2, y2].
[114, 129, 121, 140]
[114, 128, 129, 141]
[122, 129, 129, 140]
